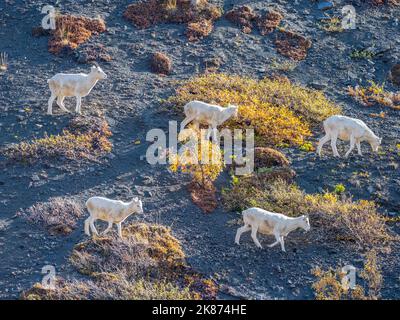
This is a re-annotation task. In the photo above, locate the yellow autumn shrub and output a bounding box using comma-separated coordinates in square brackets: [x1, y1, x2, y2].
[168, 73, 341, 146]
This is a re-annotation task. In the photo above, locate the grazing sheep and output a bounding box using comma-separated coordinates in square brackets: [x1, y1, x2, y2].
[235, 207, 310, 252]
[180, 100, 239, 140]
[317, 115, 382, 158]
[47, 65, 107, 115]
[84, 196, 143, 238]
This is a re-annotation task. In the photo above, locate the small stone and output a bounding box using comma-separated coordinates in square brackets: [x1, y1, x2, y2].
[318, 1, 334, 11]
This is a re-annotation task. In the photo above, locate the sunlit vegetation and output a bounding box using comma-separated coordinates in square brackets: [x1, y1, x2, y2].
[123, 0, 222, 41]
[348, 81, 400, 110]
[22, 222, 218, 300]
[2, 116, 112, 164]
[170, 129, 224, 212]
[225, 5, 282, 35]
[48, 15, 106, 54]
[274, 30, 312, 61]
[168, 73, 340, 146]
[319, 17, 344, 33]
[222, 178, 395, 251]
[312, 249, 383, 300]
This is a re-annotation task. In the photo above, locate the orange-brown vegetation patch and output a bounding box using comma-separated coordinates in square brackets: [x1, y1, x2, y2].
[275, 30, 312, 61]
[225, 5, 257, 33]
[225, 6, 283, 35]
[257, 10, 283, 35]
[123, 0, 222, 41]
[151, 52, 173, 75]
[186, 19, 213, 41]
[48, 15, 106, 54]
[254, 147, 289, 169]
[188, 181, 218, 213]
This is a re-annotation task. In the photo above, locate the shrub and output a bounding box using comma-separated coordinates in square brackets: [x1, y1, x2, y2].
[18, 197, 83, 235]
[319, 17, 344, 33]
[222, 179, 394, 251]
[334, 183, 346, 194]
[150, 52, 172, 75]
[312, 249, 383, 300]
[348, 81, 400, 110]
[225, 5, 257, 33]
[2, 116, 112, 164]
[225, 6, 282, 35]
[254, 147, 289, 169]
[186, 19, 213, 42]
[22, 222, 217, 300]
[123, 0, 222, 41]
[256, 10, 283, 35]
[48, 15, 106, 54]
[167, 73, 340, 146]
[170, 131, 224, 212]
[274, 30, 312, 61]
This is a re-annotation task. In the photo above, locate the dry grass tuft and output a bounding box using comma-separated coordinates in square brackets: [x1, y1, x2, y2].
[168, 73, 340, 146]
[312, 249, 383, 300]
[123, 0, 222, 41]
[348, 81, 400, 110]
[151, 52, 172, 75]
[22, 222, 217, 300]
[48, 15, 106, 54]
[18, 197, 83, 235]
[275, 30, 312, 61]
[2, 116, 112, 164]
[223, 179, 395, 251]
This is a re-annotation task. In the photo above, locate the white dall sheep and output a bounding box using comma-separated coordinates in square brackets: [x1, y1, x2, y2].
[180, 100, 239, 140]
[317, 115, 382, 158]
[235, 207, 310, 252]
[85, 196, 143, 238]
[47, 65, 107, 115]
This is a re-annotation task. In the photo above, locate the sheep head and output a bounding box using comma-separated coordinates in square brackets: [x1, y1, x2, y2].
[300, 215, 311, 232]
[129, 197, 143, 214]
[90, 65, 107, 80]
[368, 135, 382, 153]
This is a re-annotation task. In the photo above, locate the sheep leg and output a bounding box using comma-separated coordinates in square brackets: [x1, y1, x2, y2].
[206, 127, 213, 141]
[235, 225, 251, 245]
[250, 225, 262, 249]
[117, 222, 123, 238]
[75, 96, 82, 114]
[280, 236, 286, 252]
[211, 126, 218, 143]
[356, 141, 362, 156]
[180, 116, 194, 132]
[84, 217, 91, 236]
[330, 134, 340, 157]
[317, 134, 330, 157]
[102, 221, 113, 235]
[268, 232, 281, 248]
[89, 218, 99, 236]
[57, 96, 69, 112]
[47, 94, 56, 115]
[345, 135, 355, 158]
